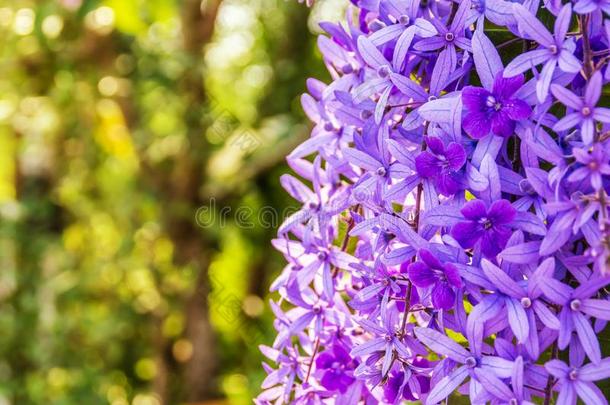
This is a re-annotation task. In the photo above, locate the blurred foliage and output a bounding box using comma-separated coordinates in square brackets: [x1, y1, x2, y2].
[0, 0, 347, 403]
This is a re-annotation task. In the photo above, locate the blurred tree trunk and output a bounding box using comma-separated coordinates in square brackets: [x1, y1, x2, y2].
[129, 0, 221, 400]
[169, 0, 221, 402]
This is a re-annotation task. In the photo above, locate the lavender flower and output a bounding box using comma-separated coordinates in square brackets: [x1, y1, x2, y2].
[568, 144, 610, 190]
[551, 72, 610, 144]
[504, 4, 581, 101]
[545, 358, 610, 404]
[539, 276, 610, 363]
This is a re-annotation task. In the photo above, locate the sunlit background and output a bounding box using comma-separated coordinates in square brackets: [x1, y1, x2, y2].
[0, 0, 347, 403]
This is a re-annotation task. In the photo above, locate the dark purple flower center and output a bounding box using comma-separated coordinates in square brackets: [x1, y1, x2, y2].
[581, 106, 592, 116]
[465, 356, 477, 368]
[360, 110, 372, 120]
[569, 368, 578, 381]
[318, 251, 328, 261]
[549, 45, 558, 55]
[313, 305, 322, 314]
[571, 191, 585, 203]
[519, 179, 536, 196]
[308, 201, 319, 210]
[378, 65, 391, 78]
[509, 399, 519, 405]
[384, 334, 393, 342]
[398, 15, 410, 25]
[520, 297, 532, 308]
[354, 189, 368, 202]
[342, 64, 354, 74]
[376, 167, 387, 176]
[428, 95, 437, 101]
[445, 32, 455, 42]
[324, 122, 335, 131]
[570, 299, 581, 311]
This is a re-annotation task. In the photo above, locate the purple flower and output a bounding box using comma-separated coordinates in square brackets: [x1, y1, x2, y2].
[462, 71, 532, 139]
[414, 327, 514, 404]
[568, 144, 610, 190]
[407, 249, 462, 310]
[504, 4, 581, 101]
[479, 259, 559, 355]
[413, 0, 472, 58]
[415, 136, 466, 196]
[451, 199, 517, 258]
[539, 276, 610, 363]
[551, 72, 610, 144]
[315, 344, 357, 393]
[383, 359, 431, 402]
[266, 1, 610, 403]
[351, 296, 414, 378]
[545, 358, 610, 404]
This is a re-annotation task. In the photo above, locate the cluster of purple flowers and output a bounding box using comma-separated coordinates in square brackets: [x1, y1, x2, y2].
[259, 0, 610, 404]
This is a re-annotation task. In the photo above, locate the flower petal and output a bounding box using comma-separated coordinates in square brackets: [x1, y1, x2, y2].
[504, 49, 553, 76]
[580, 299, 610, 320]
[461, 199, 488, 220]
[553, 112, 581, 131]
[585, 71, 603, 107]
[513, 3, 555, 47]
[414, 152, 440, 179]
[491, 110, 516, 137]
[451, 221, 482, 249]
[462, 86, 491, 110]
[432, 283, 456, 310]
[408, 261, 436, 288]
[488, 199, 517, 224]
[426, 365, 468, 404]
[463, 111, 492, 139]
[414, 327, 470, 362]
[573, 311, 601, 364]
[574, 381, 607, 405]
[504, 98, 532, 120]
[493, 73, 524, 99]
[551, 85, 583, 109]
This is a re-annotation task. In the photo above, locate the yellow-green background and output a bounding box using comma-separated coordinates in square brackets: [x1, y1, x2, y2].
[0, 0, 347, 403]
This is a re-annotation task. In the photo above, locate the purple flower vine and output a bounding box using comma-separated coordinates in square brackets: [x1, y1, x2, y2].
[259, 1, 610, 404]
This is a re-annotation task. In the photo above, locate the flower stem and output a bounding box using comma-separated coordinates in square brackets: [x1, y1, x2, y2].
[304, 337, 321, 384]
[400, 282, 413, 333]
[579, 14, 594, 79]
[331, 205, 359, 277]
[543, 341, 559, 405]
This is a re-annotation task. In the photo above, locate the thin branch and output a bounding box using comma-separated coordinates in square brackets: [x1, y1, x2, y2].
[304, 337, 321, 384]
[579, 14, 594, 79]
[543, 341, 559, 405]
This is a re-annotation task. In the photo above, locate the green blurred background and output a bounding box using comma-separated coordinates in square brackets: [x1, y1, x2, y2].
[0, 0, 347, 403]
